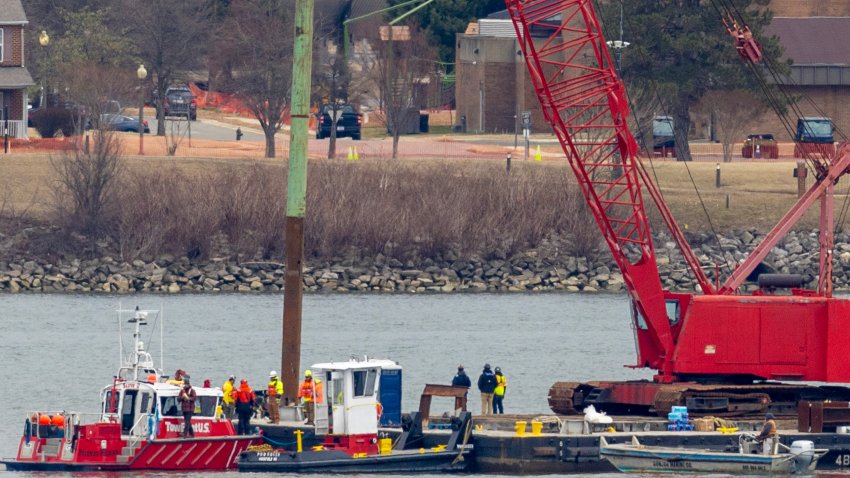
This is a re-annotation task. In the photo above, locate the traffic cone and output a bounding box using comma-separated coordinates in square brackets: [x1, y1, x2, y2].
[353, 146, 359, 160]
[347, 146, 354, 161]
[534, 144, 542, 161]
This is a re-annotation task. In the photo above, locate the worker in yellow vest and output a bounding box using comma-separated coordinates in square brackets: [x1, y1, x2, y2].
[221, 375, 236, 419]
[267, 371, 283, 424]
[493, 367, 507, 414]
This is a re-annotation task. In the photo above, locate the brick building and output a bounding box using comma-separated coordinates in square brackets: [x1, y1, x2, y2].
[0, 0, 33, 139]
[457, 2, 850, 140]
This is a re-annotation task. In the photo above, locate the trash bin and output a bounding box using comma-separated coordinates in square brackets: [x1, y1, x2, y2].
[419, 113, 429, 133]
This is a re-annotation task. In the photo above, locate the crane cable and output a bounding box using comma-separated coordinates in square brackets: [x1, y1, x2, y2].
[602, 0, 736, 281]
[711, 0, 850, 250]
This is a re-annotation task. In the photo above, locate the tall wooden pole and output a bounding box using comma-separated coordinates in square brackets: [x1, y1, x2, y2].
[282, 0, 314, 406]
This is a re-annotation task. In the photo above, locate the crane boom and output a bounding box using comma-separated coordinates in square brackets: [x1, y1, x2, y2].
[507, 0, 850, 411]
[505, 0, 714, 380]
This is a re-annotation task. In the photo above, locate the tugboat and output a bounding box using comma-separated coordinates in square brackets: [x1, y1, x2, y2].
[237, 358, 474, 473]
[0, 307, 259, 471]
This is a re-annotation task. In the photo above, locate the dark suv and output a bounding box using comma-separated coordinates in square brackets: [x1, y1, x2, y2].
[163, 86, 197, 121]
[316, 104, 362, 140]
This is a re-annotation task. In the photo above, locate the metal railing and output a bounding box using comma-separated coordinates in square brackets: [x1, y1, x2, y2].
[3, 120, 27, 139]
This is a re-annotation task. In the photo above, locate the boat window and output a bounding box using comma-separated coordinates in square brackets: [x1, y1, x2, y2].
[198, 396, 217, 417]
[353, 370, 377, 397]
[332, 378, 344, 405]
[140, 392, 151, 414]
[353, 371, 367, 397]
[121, 390, 138, 433]
[666, 300, 681, 325]
[103, 390, 119, 414]
[159, 396, 181, 417]
[365, 369, 377, 396]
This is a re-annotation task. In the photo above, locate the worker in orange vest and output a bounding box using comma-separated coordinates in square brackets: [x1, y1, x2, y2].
[299, 370, 317, 425]
[267, 371, 283, 424]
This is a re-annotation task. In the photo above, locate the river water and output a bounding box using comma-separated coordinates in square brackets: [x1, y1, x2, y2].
[0, 293, 842, 477]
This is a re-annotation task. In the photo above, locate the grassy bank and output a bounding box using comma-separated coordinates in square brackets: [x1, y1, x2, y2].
[0, 153, 838, 262]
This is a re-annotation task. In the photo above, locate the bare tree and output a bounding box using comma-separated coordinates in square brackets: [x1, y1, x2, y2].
[122, 0, 209, 136]
[216, 0, 293, 158]
[694, 90, 768, 162]
[50, 63, 133, 239]
[313, 42, 350, 160]
[370, 24, 436, 159]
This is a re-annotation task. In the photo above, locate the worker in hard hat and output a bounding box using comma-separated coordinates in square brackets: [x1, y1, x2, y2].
[299, 370, 316, 425]
[267, 371, 283, 424]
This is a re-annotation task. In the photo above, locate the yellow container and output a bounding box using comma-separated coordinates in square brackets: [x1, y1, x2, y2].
[379, 438, 393, 455]
[531, 420, 543, 435]
[515, 421, 527, 436]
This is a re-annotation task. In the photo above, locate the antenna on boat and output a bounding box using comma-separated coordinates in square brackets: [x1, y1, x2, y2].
[160, 301, 164, 374]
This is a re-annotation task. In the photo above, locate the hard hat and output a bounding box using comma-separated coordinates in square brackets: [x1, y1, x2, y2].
[38, 414, 51, 426]
[229, 375, 236, 380]
[52, 415, 65, 427]
[270, 371, 277, 377]
[304, 370, 312, 377]
[495, 367, 502, 373]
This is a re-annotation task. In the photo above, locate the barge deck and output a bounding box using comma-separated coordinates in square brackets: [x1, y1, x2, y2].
[253, 414, 850, 474]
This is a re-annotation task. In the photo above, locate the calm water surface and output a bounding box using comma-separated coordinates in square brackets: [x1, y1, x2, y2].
[2, 292, 838, 477]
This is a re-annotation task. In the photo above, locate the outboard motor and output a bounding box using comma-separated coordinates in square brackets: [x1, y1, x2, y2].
[790, 440, 816, 473]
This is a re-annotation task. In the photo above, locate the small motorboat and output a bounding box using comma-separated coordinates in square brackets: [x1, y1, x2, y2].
[599, 434, 827, 475]
[237, 358, 474, 473]
[1, 307, 259, 471]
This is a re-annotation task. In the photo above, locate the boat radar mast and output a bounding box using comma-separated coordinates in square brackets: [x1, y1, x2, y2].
[117, 306, 162, 382]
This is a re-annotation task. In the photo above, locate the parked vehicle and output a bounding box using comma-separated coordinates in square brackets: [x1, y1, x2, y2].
[163, 86, 197, 121]
[741, 133, 779, 159]
[99, 114, 149, 133]
[794, 116, 834, 158]
[316, 104, 362, 140]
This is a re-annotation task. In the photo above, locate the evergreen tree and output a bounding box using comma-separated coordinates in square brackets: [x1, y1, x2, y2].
[598, 0, 784, 160]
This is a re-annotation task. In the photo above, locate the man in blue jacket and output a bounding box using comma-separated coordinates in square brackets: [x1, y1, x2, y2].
[477, 364, 497, 415]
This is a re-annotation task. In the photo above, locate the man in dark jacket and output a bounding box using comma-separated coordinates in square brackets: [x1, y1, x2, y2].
[477, 364, 497, 415]
[177, 379, 197, 438]
[452, 365, 471, 388]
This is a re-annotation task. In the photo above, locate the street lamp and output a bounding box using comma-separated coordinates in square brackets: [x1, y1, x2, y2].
[38, 30, 49, 108]
[605, 1, 629, 78]
[136, 64, 147, 155]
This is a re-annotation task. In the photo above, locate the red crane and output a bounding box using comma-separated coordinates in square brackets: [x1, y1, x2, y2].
[505, 0, 850, 416]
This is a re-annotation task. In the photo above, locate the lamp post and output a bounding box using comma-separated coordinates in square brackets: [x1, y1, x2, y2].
[136, 64, 147, 155]
[38, 30, 49, 108]
[604, 1, 629, 78]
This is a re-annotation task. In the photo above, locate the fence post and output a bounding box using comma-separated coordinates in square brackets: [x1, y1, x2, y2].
[506, 153, 511, 174]
[715, 162, 721, 188]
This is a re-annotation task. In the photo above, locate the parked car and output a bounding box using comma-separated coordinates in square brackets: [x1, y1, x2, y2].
[316, 104, 362, 140]
[99, 114, 149, 133]
[741, 133, 778, 159]
[163, 86, 197, 121]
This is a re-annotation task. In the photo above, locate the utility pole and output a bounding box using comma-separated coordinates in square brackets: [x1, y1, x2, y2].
[282, 0, 314, 407]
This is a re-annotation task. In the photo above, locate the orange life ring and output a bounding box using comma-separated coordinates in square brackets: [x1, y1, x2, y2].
[376, 402, 383, 420]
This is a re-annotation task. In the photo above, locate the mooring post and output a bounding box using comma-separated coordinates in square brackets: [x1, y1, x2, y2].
[715, 162, 721, 188]
[282, 0, 314, 407]
[797, 160, 807, 198]
[506, 153, 511, 174]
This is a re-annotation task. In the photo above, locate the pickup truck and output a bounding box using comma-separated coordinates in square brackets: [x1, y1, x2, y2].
[316, 104, 362, 140]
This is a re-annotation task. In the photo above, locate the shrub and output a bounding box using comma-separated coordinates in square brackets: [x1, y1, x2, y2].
[31, 108, 75, 138]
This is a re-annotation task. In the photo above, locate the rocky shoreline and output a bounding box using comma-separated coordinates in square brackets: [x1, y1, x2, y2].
[2, 229, 850, 293]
